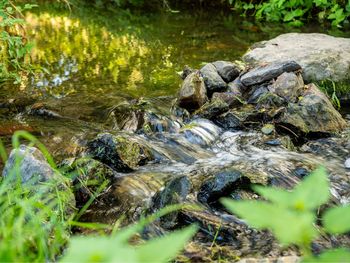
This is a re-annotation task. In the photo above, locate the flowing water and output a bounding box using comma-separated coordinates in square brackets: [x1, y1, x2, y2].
[1, 5, 350, 259]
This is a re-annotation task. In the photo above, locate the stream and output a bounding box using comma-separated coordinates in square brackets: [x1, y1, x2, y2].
[1, 5, 350, 260]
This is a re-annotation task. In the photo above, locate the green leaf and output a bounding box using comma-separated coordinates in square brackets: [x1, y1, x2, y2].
[303, 248, 350, 262]
[136, 226, 197, 262]
[292, 166, 329, 211]
[221, 199, 317, 246]
[323, 205, 350, 234]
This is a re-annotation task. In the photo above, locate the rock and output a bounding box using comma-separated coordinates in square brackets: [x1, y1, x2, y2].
[228, 77, 247, 94]
[27, 102, 62, 119]
[247, 86, 269, 104]
[180, 65, 195, 80]
[269, 72, 304, 101]
[178, 71, 208, 112]
[214, 111, 243, 130]
[279, 84, 347, 134]
[2, 145, 76, 215]
[238, 256, 300, 263]
[200, 63, 227, 95]
[150, 176, 191, 229]
[193, 98, 229, 120]
[64, 157, 118, 206]
[345, 158, 350, 169]
[240, 61, 301, 87]
[87, 133, 153, 172]
[212, 92, 244, 108]
[243, 33, 350, 83]
[261, 124, 275, 135]
[197, 169, 243, 205]
[212, 61, 240, 83]
[255, 92, 286, 109]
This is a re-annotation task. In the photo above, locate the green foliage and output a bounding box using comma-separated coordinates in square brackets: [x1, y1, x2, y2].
[229, 0, 350, 27]
[222, 166, 350, 261]
[0, 0, 35, 83]
[61, 225, 197, 263]
[317, 79, 350, 109]
[0, 131, 69, 262]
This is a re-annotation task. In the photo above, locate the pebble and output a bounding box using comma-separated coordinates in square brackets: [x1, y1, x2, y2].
[345, 158, 350, 169]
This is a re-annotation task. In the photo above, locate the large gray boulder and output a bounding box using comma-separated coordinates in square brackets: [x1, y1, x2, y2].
[200, 63, 227, 95]
[243, 33, 350, 83]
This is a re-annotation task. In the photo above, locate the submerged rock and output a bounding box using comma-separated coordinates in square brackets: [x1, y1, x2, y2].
[200, 63, 227, 95]
[243, 33, 350, 83]
[178, 71, 208, 112]
[279, 84, 347, 134]
[240, 61, 301, 86]
[87, 133, 153, 172]
[212, 61, 240, 83]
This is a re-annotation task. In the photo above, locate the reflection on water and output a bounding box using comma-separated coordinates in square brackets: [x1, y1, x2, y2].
[1, 6, 350, 157]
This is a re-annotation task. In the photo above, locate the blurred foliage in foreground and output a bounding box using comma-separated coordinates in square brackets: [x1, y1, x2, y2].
[222, 167, 350, 262]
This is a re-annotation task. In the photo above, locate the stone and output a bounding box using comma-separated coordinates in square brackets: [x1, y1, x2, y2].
[240, 61, 301, 87]
[200, 63, 227, 95]
[87, 133, 153, 172]
[279, 84, 347, 134]
[214, 111, 243, 130]
[212, 61, 240, 83]
[345, 158, 350, 169]
[193, 98, 229, 120]
[261, 124, 275, 135]
[180, 65, 194, 80]
[228, 77, 248, 93]
[247, 86, 269, 104]
[178, 71, 208, 112]
[243, 33, 350, 83]
[65, 157, 118, 206]
[150, 176, 191, 229]
[269, 72, 304, 101]
[212, 92, 243, 108]
[197, 169, 243, 205]
[2, 145, 76, 215]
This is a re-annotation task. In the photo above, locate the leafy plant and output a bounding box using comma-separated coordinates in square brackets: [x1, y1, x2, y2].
[222, 167, 350, 261]
[0, 0, 36, 83]
[229, 0, 350, 27]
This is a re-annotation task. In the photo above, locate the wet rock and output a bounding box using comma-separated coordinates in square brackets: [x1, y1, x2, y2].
[269, 72, 304, 101]
[261, 124, 274, 135]
[2, 145, 76, 215]
[279, 84, 347, 134]
[197, 169, 243, 205]
[240, 61, 301, 87]
[293, 167, 309, 179]
[180, 65, 195, 80]
[214, 111, 243, 130]
[64, 157, 118, 206]
[87, 133, 153, 172]
[178, 71, 208, 112]
[212, 61, 240, 83]
[212, 92, 244, 108]
[200, 63, 227, 95]
[193, 98, 229, 120]
[228, 77, 247, 94]
[344, 158, 350, 169]
[243, 33, 350, 83]
[150, 176, 191, 229]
